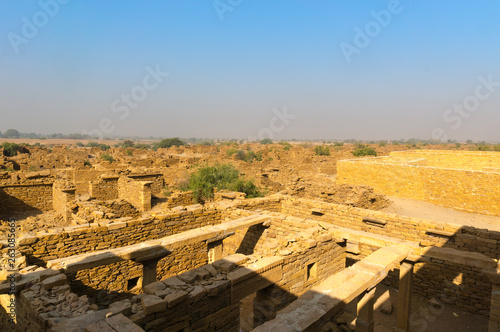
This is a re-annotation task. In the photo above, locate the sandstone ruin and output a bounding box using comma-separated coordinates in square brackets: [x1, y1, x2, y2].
[1, 145, 499, 332]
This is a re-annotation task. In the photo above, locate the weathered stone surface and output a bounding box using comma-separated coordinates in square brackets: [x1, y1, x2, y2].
[84, 320, 116, 332]
[177, 270, 198, 283]
[41, 273, 67, 290]
[164, 290, 189, 308]
[141, 295, 166, 315]
[106, 313, 145, 332]
[162, 276, 186, 287]
[143, 281, 166, 295]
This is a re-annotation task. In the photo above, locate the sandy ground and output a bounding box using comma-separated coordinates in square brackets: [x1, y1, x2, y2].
[342, 284, 488, 332]
[0, 138, 158, 146]
[382, 196, 500, 231]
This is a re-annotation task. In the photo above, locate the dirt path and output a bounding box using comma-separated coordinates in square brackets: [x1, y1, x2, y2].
[382, 196, 500, 231]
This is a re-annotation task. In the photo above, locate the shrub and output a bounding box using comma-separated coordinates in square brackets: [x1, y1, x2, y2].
[76, 142, 84, 147]
[122, 140, 134, 148]
[231, 150, 262, 163]
[235, 150, 246, 160]
[314, 145, 330, 156]
[126, 149, 133, 156]
[379, 141, 386, 147]
[154, 138, 185, 150]
[87, 141, 111, 151]
[259, 138, 273, 145]
[279, 142, 292, 150]
[352, 145, 377, 157]
[180, 163, 262, 202]
[135, 143, 150, 150]
[334, 142, 344, 147]
[494, 145, 500, 152]
[244, 150, 263, 163]
[476, 144, 490, 151]
[226, 148, 238, 157]
[101, 153, 115, 163]
[1, 142, 22, 157]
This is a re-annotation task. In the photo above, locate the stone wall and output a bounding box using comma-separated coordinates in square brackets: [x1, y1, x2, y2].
[390, 150, 500, 170]
[0, 181, 53, 214]
[124, 238, 344, 331]
[165, 191, 194, 208]
[89, 176, 119, 200]
[281, 196, 498, 315]
[16, 207, 222, 303]
[337, 151, 500, 216]
[127, 173, 164, 196]
[53, 180, 76, 222]
[118, 177, 152, 212]
[231, 194, 283, 213]
[72, 169, 103, 195]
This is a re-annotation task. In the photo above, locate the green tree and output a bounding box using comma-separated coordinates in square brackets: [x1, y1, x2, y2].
[4, 129, 20, 138]
[180, 163, 262, 203]
[101, 153, 115, 162]
[153, 138, 186, 150]
[260, 138, 273, 145]
[122, 139, 135, 148]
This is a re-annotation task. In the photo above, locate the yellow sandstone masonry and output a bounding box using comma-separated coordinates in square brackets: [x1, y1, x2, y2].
[337, 150, 500, 216]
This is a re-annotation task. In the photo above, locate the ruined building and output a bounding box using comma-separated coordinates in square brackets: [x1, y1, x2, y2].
[1, 150, 500, 331]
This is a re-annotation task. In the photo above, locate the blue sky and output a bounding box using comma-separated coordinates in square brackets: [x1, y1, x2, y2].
[1, 0, 499, 141]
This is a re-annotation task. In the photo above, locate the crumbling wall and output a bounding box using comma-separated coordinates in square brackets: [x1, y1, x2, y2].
[72, 169, 102, 195]
[231, 194, 283, 213]
[0, 181, 53, 214]
[253, 240, 345, 326]
[127, 173, 163, 195]
[16, 207, 223, 303]
[17, 207, 222, 265]
[53, 180, 76, 222]
[89, 176, 119, 200]
[165, 191, 194, 207]
[281, 197, 499, 315]
[118, 177, 152, 212]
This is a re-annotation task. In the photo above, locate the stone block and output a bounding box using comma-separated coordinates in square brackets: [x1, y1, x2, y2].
[41, 274, 67, 290]
[141, 295, 166, 315]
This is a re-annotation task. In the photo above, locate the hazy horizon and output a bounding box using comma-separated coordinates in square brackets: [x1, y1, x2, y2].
[1, 1, 499, 142]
